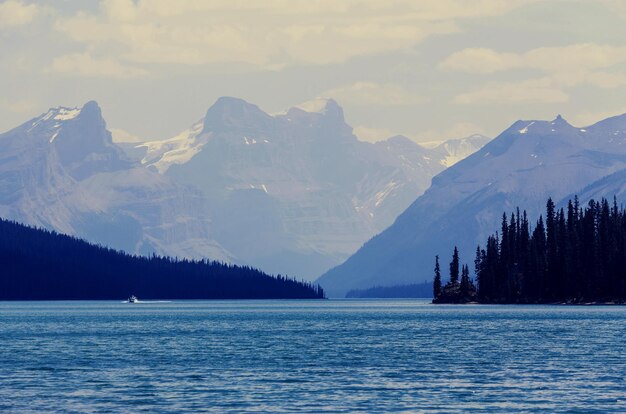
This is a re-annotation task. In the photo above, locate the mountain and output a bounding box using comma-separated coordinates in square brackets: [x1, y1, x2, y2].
[0, 102, 232, 262]
[0, 217, 323, 300]
[317, 113, 626, 297]
[0, 98, 488, 281]
[134, 97, 488, 278]
[430, 134, 491, 167]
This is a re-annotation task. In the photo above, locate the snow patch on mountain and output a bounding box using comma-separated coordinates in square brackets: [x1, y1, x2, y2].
[138, 121, 208, 173]
[432, 134, 491, 167]
[0, 101, 233, 264]
[0, 96, 491, 282]
[54, 108, 81, 121]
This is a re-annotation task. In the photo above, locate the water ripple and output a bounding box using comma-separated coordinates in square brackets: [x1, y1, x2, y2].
[0, 300, 624, 413]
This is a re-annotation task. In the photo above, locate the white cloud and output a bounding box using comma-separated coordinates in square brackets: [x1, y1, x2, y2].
[571, 107, 626, 127]
[353, 126, 398, 142]
[48, 53, 149, 79]
[453, 78, 569, 105]
[441, 43, 626, 89]
[440, 47, 522, 74]
[442, 43, 626, 74]
[51, 0, 527, 71]
[0, 0, 39, 27]
[322, 82, 427, 106]
[444, 43, 626, 104]
[583, 71, 626, 88]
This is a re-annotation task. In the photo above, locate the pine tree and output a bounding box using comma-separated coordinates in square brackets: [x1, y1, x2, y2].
[449, 246, 460, 285]
[545, 198, 557, 299]
[468, 196, 626, 303]
[460, 264, 470, 297]
[433, 255, 442, 298]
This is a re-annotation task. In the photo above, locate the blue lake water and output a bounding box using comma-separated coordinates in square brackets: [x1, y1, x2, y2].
[0, 300, 624, 413]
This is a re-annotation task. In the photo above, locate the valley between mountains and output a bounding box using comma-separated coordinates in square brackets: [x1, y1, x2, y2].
[0, 97, 485, 284]
[5, 96, 625, 297]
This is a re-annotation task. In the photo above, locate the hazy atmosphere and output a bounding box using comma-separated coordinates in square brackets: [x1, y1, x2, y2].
[2, 1, 626, 413]
[3, 0, 626, 143]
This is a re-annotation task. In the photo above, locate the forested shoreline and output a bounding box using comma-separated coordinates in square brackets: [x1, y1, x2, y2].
[0, 218, 324, 300]
[434, 196, 626, 304]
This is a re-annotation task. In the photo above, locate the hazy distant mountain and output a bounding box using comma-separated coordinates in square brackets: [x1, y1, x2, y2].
[0, 98, 488, 280]
[0, 102, 232, 262]
[318, 113, 626, 296]
[134, 97, 488, 278]
[430, 134, 491, 167]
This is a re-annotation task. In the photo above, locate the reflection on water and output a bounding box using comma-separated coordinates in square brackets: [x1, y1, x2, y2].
[0, 300, 624, 413]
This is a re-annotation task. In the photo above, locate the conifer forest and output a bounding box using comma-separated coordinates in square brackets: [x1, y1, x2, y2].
[0, 218, 324, 300]
[435, 197, 626, 304]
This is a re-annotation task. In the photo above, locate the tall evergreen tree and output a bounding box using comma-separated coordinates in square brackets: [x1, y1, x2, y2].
[433, 255, 442, 298]
[460, 264, 470, 297]
[449, 246, 460, 285]
[545, 197, 558, 299]
[463, 196, 626, 304]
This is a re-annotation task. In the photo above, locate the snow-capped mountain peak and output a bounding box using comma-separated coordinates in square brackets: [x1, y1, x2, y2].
[0, 101, 232, 264]
[23, 106, 81, 137]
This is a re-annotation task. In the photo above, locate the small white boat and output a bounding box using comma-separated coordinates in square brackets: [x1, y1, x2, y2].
[127, 295, 138, 303]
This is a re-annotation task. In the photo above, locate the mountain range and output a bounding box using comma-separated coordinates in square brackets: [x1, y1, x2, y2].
[0, 98, 487, 279]
[317, 113, 626, 296]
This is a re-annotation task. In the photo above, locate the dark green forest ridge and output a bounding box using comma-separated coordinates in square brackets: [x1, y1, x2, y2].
[0, 218, 324, 300]
[435, 197, 626, 304]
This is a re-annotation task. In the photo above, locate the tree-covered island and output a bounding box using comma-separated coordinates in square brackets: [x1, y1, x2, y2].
[434, 196, 626, 304]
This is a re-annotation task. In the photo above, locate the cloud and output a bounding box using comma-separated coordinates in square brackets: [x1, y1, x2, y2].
[353, 126, 398, 142]
[441, 43, 626, 88]
[440, 48, 522, 74]
[442, 43, 626, 74]
[321, 82, 427, 106]
[443, 43, 626, 104]
[571, 107, 626, 127]
[453, 78, 569, 105]
[48, 53, 149, 79]
[50, 0, 527, 71]
[0, 0, 39, 27]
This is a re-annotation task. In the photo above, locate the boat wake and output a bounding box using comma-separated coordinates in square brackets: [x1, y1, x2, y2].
[121, 300, 172, 304]
[122, 296, 172, 304]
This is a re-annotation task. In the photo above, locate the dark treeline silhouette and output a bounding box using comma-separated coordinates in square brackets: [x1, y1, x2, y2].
[346, 281, 432, 298]
[432, 251, 477, 303]
[0, 218, 324, 300]
[434, 196, 626, 304]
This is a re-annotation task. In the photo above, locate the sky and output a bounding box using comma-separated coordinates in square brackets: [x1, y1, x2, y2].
[1, 0, 626, 144]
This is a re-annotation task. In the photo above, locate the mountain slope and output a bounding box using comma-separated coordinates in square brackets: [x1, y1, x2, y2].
[0, 98, 488, 281]
[317, 114, 626, 297]
[0, 102, 232, 262]
[136, 97, 488, 278]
